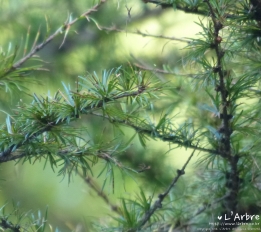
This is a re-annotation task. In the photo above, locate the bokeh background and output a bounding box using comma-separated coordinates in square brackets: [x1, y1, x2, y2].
[0, 0, 203, 231]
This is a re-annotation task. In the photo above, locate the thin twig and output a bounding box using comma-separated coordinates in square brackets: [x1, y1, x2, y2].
[90, 112, 222, 156]
[12, 0, 107, 69]
[192, 194, 229, 219]
[172, 194, 229, 231]
[133, 62, 198, 78]
[0, 88, 149, 162]
[100, 25, 190, 43]
[130, 147, 197, 231]
[134, 63, 172, 74]
[77, 172, 120, 215]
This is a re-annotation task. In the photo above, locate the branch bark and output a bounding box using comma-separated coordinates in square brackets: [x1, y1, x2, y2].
[204, 1, 240, 230]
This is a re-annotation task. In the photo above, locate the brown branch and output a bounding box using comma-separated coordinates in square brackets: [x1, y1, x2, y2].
[100, 26, 190, 43]
[204, 0, 232, 156]
[0, 152, 27, 163]
[0, 218, 20, 232]
[0, 123, 55, 159]
[90, 112, 222, 156]
[0, 88, 147, 162]
[129, 147, 197, 231]
[133, 62, 199, 78]
[77, 172, 120, 215]
[141, 0, 237, 19]
[250, 0, 261, 21]
[97, 152, 142, 173]
[142, 0, 207, 15]
[12, 0, 107, 69]
[204, 1, 240, 230]
[134, 63, 171, 74]
[159, 194, 229, 231]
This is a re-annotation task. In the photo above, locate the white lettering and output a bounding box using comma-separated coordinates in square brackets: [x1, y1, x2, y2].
[233, 213, 259, 221]
[234, 213, 240, 220]
[225, 214, 231, 220]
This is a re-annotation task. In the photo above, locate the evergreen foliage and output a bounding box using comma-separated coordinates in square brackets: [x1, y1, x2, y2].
[1, 0, 261, 231]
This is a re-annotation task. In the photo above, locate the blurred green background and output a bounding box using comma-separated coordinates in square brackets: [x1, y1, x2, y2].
[0, 0, 203, 231]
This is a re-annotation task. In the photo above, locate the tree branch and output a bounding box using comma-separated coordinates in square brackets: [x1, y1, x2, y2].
[91, 112, 222, 156]
[204, 1, 240, 229]
[0, 87, 150, 162]
[12, 0, 107, 69]
[133, 62, 200, 78]
[142, 0, 207, 15]
[77, 172, 120, 215]
[130, 147, 197, 231]
[100, 25, 190, 43]
[0, 123, 55, 158]
[0, 217, 20, 232]
[159, 194, 229, 231]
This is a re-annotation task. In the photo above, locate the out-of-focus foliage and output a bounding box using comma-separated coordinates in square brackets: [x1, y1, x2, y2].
[1, 0, 261, 231]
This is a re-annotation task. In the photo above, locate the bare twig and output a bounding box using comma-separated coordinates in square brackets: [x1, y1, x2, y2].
[77, 172, 120, 215]
[131, 57, 202, 81]
[125, 5, 132, 20]
[192, 194, 229, 219]
[12, 0, 107, 69]
[100, 25, 190, 43]
[166, 194, 228, 231]
[133, 62, 198, 78]
[134, 63, 172, 74]
[130, 147, 197, 231]
[97, 152, 142, 174]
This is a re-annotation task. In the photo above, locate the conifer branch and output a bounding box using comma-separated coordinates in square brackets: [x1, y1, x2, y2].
[1, 1, 261, 231]
[79, 174, 120, 214]
[204, 1, 240, 229]
[91, 113, 221, 155]
[0, 217, 20, 232]
[161, 194, 229, 231]
[100, 26, 190, 43]
[0, 86, 152, 162]
[133, 62, 200, 78]
[12, 0, 107, 69]
[131, 147, 197, 231]
[141, 0, 207, 15]
[0, 123, 56, 158]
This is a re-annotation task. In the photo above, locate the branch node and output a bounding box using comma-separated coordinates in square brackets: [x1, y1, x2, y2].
[213, 66, 221, 73]
[216, 36, 222, 44]
[177, 169, 185, 175]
